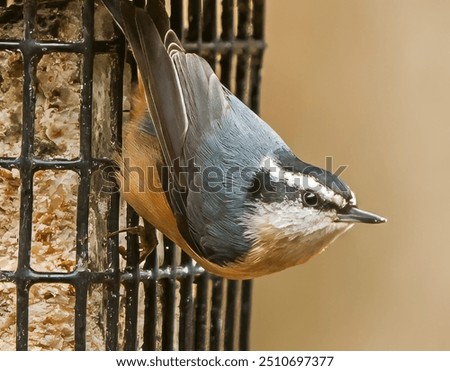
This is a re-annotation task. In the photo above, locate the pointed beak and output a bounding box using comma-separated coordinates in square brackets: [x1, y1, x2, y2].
[336, 207, 387, 224]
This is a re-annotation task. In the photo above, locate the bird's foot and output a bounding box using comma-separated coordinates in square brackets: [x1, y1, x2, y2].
[108, 222, 157, 263]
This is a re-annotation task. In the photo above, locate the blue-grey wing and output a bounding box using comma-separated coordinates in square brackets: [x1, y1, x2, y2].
[171, 51, 289, 264]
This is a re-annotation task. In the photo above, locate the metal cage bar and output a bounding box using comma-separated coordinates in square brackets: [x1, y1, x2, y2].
[0, 0, 266, 351]
[14, 0, 37, 351]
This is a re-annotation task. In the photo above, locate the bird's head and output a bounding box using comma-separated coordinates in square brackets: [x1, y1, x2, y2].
[237, 155, 386, 275]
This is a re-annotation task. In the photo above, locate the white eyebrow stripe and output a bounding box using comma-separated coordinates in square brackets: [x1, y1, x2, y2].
[262, 156, 348, 208]
[262, 156, 282, 182]
[350, 190, 357, 206]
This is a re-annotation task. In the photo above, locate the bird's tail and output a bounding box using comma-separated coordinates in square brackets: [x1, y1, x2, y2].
[101, 0, 188, 164]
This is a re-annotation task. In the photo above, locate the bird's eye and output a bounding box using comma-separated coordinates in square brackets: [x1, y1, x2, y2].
[303, 192, 319, 207]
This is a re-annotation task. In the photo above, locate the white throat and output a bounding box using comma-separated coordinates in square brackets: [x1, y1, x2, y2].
[239, 200, 353, 275]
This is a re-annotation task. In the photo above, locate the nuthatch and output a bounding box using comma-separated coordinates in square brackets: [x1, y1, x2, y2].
[103, 0, 386, 279]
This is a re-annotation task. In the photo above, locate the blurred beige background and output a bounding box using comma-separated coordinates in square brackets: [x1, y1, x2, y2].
[251, 0, 450, 350]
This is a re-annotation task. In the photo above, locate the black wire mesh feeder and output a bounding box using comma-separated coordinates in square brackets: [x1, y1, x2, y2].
[0, 0, 266, 351]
